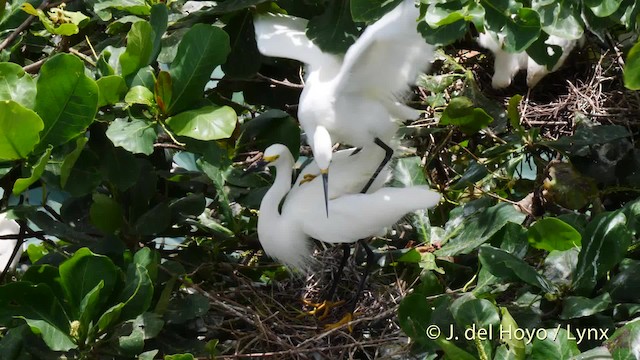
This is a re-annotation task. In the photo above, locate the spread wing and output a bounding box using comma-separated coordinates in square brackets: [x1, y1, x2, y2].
[253, 12, 340, 70]
[334, 0, 434, 106]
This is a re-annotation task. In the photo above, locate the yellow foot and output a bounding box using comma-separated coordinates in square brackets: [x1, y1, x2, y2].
[324, 312, 354, 332]
[299, 174, 317, 185]
[299, 299, 345, 320]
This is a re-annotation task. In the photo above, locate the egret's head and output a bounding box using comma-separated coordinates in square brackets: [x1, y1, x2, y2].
[262, 144, 290, 166]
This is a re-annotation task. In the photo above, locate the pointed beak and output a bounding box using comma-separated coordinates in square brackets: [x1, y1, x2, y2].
[321, 168, 329, 217]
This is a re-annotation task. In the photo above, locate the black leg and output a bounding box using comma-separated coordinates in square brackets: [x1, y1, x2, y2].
[325, 244, 351, 301]
[348, 240, 375, 314]
[360, 137, 393, 194]
[349, 147, 362, 156]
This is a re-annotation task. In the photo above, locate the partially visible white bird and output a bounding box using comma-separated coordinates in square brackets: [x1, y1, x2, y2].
[257, 144, 441, 271]
[0, 212, 22, 274]
[477, 31, 582, 89]
[254, 0, 435, 214]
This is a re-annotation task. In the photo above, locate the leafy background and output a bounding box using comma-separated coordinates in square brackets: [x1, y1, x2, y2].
[0, 0, 640, 358]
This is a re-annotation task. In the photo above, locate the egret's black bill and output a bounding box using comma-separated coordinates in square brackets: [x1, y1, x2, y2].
[322, 171, 329, 218]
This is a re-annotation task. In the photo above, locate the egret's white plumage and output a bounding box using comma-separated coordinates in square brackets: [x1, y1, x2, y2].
[477, 31, 582, 89]
[0, 212, 21, 273]
[257, 144, 440, 271]
[254, 0, 435, 207]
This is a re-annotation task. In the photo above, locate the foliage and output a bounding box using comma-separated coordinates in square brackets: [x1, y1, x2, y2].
[0, 0, 639, 358]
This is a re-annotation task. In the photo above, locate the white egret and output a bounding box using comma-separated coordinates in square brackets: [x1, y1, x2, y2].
[477, 31, 582, 89]
[257, 144, 440, 327]
[254, 0, 435, 215]
[0, 212, 22, 274]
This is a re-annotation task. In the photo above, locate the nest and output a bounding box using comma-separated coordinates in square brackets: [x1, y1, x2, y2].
[194, 245, 417, 359]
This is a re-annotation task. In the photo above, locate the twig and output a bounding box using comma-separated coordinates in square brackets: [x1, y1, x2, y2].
[23, 58, 47, 73]
[0, 0, 50, 52]
[256, 73, 304, 89]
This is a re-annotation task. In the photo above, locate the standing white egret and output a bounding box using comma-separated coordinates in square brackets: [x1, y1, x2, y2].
[0, 212, 22, 275]
[477, 31, 582, 89]
[254, 0, 435, 215]
[257, 144, 440, 327]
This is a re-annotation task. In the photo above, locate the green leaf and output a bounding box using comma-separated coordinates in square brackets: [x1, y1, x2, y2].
[418, 17, 468, 47]
[20, 318, 76, 351]
[94, 0, 151, 20]
[97, 75, 128, 107]
[500, 308, 525, 360]
[531, 0, 584, 40]
[0, 100, 44, 160]
[34, 53, 99, 149]
[436, 203, 526, 256]
[559, 292, 611, 320]
[572, 211, 632, 295]
[58, 248, 119, 317]
[478, 245, 557, 294]
[502, 8, 541, 52]
[164, 354, 195, 360]
[13, 146, 52, 195]
[222, 10, 261, 78]
[605, 318, 640, 359]
[133, 247, 160, 282]
[351, 0, 402, 22]
[117, 263, 154, 321]
[97, 302, 125, 332]
[585, 0, 622, 17]
[507, 95, 523, 133]
[168, 24, 230, 114]
[21, 3, 81, 36]
[454, 298, 500, 330]
[60, 136, 88, 188]
[0, 282, 72, 349]
[0, 62, 36, 109]
[164, 293, 210, 324]
[306, 0, 358, 54]
[398, 293, 432, 344]
[125, 85, 155, 107]
[605, 259, 640, 302]
[166, 105, 237, 141]
[624, 39, 640, 90]
[527, 218, 581, 251]
[451, 161, 489, 190]
[106, 117, 157, 155]
[77, 281, 104, 341]
[237, 109, 300, 157]
[149, 4, 168, 61]
[133, 202, 171, 235]
[529, 328, 580, 359]
[119, 21, 154, 77]
[90, 193, 124, 234]
[439, 97, 493, 134]
[154, 71, 171, 114]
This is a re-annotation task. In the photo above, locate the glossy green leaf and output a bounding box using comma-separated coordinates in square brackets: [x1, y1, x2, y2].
[168, 24, 230, 114]
[77, 281, 104, 340]
[117, 263, 154, 321]
[502, 8, 541, 52]
[0, 100, 44, 160]
[97, 76, 128, 107]
[166, 105, 237, 141]
[13, 146, 52, 195]
[60, 137, 88, 188]
[306, 0, 358, 54]
[560, 292, 611, 320]
[531, 0, 584, 40]
[527, 218, 581, 251]
[97, 302, 125, 332]
[133, 247, 160, 283]
[439, 96, 493, 134]
[90, 193, 124, 234]
[133, 202, 171, 235]
[106, 117, 157, 155]
[500, 308, 525, 360]
[125, 85, 155, 107]
[507, 95, 523, 133]
[0, 282, 73, 350]
[154, 71, 171, 114]
[119, 21, 154, 77]
[478, 245, 557, 294]
[436, 203, 525, 256]
[20, 318, 76, 351]
[34, 54, 99, 149]
[0, 62, 36, 109]
[454, 298, 500, 330]
[351, 0, 402, 22]
[94, 0, 151, 20]
[572, 211, 632, 295]
[398, 293, 432, 344]
[605, 259, 640, 302]
[222, 10, 261, 78]
[58, 248, 119, 316]
[149, 4, 168, 61]
[418, 18, 468, 46]
[605, 318, 640, 359]
[21, 3, 83, 36]
[624, 39, 640, 90]
[529, 328, 580, 359]
[585, 0, 623, 17]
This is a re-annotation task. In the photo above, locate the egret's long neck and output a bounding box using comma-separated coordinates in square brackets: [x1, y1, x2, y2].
[259, 157, 294, 223]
